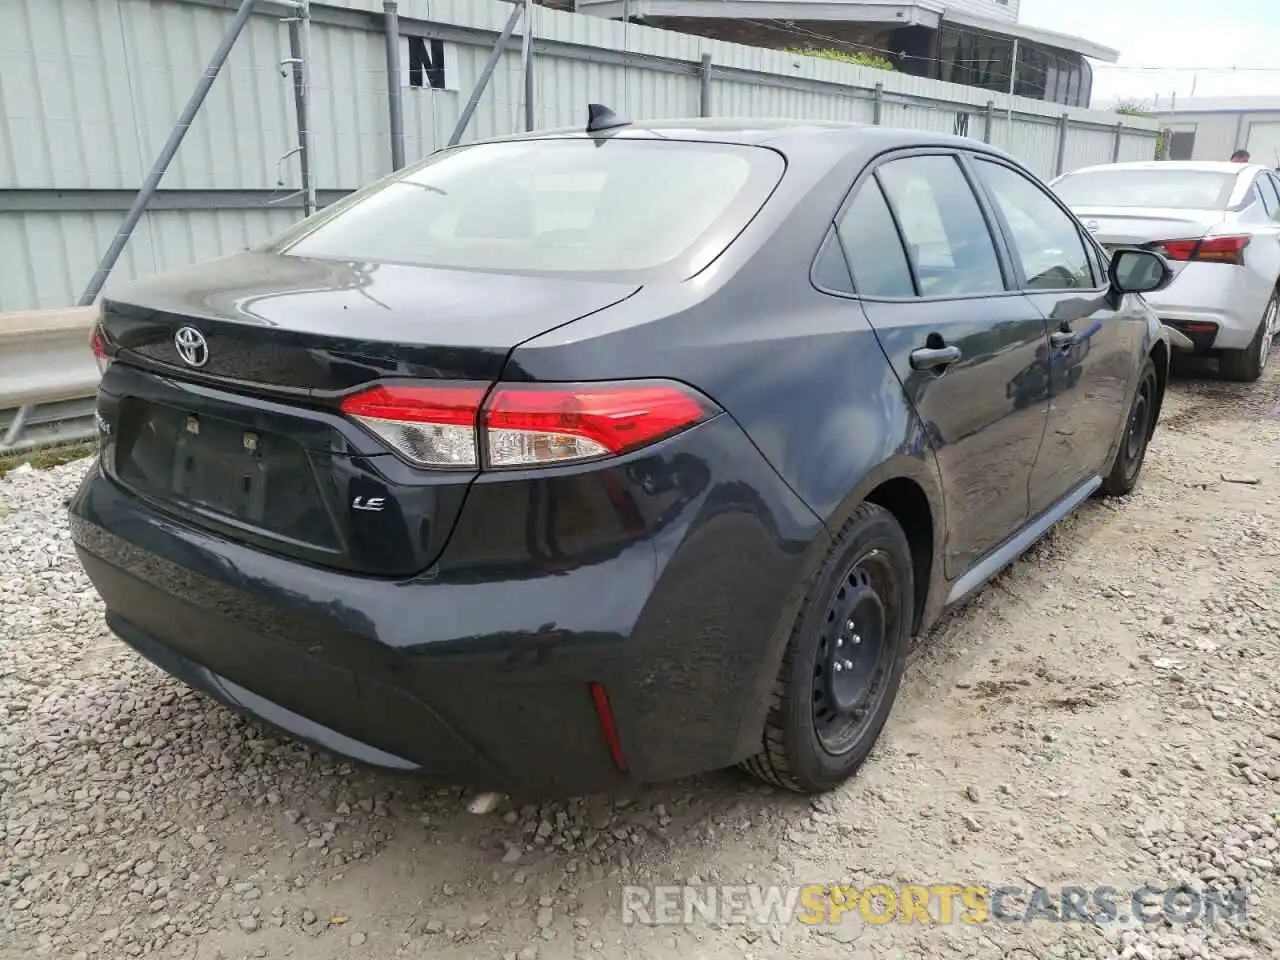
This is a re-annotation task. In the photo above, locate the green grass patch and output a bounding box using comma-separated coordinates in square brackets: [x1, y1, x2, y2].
[785, 47, 895, 71]
[0, 441, 97, 479]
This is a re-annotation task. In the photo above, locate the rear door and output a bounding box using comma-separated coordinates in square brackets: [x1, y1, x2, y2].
[968, 155, 1143, 513]
[833, 152, 1051, 578]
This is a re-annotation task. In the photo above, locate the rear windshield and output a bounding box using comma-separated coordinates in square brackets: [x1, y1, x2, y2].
[1052, 169, 1236, 210]
[270, 138, 784, 277]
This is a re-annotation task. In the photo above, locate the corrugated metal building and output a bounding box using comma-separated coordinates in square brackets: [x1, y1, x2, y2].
[1148, 97, 1280, 166]
[0, 0, 1159, 311]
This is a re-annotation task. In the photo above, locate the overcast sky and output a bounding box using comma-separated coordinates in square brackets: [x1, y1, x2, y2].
[1018, 0, 1280, 105]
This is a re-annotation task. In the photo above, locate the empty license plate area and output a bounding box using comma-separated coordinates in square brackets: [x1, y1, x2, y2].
[115, 398, 339, 550]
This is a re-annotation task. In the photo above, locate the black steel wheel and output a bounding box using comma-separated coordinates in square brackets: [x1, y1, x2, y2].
[811, 554, 897, 755]
[741, 502, 913, 794]
[1100, 356, 1159, 497]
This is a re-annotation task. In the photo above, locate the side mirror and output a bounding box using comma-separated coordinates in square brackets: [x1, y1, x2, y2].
[1108, 247, 1173, 295]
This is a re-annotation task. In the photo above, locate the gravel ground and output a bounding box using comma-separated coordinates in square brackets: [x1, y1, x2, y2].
[3, 356, 1280, 960]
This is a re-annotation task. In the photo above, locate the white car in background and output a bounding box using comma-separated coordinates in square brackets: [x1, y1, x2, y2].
[1050, 160, 1280, 381]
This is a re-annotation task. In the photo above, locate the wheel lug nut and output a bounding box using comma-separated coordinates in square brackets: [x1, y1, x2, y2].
[833, 662, 843, 673]
[852, 634, 861, 645]
[836, 638, 843, 648]
[843, 659, 853, 670]
[846, 620, 855, 631]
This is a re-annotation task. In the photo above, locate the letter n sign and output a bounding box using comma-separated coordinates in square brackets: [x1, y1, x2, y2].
[403, 36, 458, 91]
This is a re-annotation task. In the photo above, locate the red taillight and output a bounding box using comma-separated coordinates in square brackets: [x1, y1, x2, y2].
[1194, 235, 1250, 264]
[1153, 235, 1250, 265]
[483, 381, 714, 468]
[338, 379, 716, 470]
[339, 384, 488, 468]
[1153, 239, 1199, 261]
[89, 323, 111, 375]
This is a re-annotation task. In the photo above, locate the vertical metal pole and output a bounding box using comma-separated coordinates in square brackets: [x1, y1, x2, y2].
[522, 0, 534, 132]
[287, 18, 314, 213]
[297, 0, 316, 215]
[1111, 120, 1123, 162]
[983, 100, 994, 143]
[1007, 38, 1018, 99]
[448, 1, 523, 147]
[1055, 112, 1069, 176]
[1004, 37, 1017, 131]
[77, 0, 261, 306]
[872, 82, 883, 125]
[1, 405, 33, 452]
[384, 1, 406, 170]
[621, 0, 631, 115]
[699, 53, 713, 118]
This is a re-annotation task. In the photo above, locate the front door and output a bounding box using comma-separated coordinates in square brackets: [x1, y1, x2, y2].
[834, 152, 1051, 578]
[967, 155, 1144, 513]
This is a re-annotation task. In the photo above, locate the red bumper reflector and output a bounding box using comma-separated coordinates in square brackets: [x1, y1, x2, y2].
[589, 682, 628, 772]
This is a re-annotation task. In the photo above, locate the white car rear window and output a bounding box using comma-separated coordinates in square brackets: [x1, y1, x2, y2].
[1054, 169, 1236, 210]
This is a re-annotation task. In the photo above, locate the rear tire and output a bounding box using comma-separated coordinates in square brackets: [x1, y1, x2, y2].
[1218, 292, 1277, 383]
[740, 502, 912, 794]
[1100, 357, 1158, 498]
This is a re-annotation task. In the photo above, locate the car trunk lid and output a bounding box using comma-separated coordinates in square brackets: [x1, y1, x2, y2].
[102, 251, 640, 391]
[96, 251, 640, 577]
[1073, 205, 1228, 277]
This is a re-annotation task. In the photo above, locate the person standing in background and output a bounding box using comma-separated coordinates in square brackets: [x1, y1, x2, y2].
[1230, 149, 1251, 162]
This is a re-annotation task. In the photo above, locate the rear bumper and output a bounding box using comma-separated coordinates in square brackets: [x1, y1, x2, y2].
[1144, 263, 1269, 351]
[69, 414, 825, 796]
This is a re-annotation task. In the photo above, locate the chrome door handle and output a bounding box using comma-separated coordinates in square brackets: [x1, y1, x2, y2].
[909, 345, 962, 370]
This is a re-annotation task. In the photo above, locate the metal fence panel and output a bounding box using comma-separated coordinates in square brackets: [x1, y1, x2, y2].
[0, 0, 1161, 311]
[0, 208, 297, 311]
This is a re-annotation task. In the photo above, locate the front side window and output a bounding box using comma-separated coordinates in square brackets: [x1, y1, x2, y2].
[875, 155, 1005, 297]
[974, 159, 1095, 290]
[269, 138, 784, 278]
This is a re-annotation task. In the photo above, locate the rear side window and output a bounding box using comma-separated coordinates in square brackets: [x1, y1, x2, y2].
[875, 155, 1005, 297]
[1269, 176, 1280, 221]
[1257, 175, 1280, 217]
[835, 178, 916, 297]
[1052, 169, 1236, 210]
[973, 159, 1096, 290]
[270, 139, 784, 278]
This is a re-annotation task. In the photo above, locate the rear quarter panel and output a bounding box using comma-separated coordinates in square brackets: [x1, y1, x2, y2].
[507, 144, 949, 627]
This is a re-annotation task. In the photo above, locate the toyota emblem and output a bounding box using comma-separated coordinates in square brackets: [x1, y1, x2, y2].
[174, 326, 209, 368]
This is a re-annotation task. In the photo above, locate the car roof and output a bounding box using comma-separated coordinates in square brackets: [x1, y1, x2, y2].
[1061, 160, 1264, 177]
[470, 115, 1002, 156]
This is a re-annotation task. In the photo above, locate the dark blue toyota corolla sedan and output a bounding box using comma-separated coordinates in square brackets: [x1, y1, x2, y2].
[70, 114, 1175, 797]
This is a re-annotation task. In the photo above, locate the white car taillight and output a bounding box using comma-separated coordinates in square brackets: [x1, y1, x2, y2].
[338, 380, 717, 470]
[1153, 235, 1250, 266]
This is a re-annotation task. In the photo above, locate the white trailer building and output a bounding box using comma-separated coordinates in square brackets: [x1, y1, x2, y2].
[1148, 97, 1280, 166]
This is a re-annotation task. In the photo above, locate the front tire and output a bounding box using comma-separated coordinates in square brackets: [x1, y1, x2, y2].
[1218, 292, 1277, 383]
[1100, 357, 1158, 498]
[740, 502, 912, 794]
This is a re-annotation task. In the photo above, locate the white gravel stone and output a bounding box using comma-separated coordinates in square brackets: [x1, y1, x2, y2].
[3, 373, 1280, 959]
